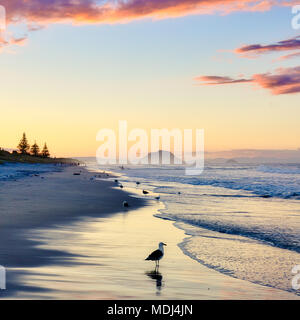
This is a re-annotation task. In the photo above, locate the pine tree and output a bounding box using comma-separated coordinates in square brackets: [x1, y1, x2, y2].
[30, 141, 40, 157]
[41, 143, 50, 158]
[17, 133, 30, 154]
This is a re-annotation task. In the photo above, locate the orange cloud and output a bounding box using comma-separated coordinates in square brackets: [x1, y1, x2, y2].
[253, 67, 300, 95]
[235, 35, 300, 60]
[194, 75, 251, 85]
[1, 0, 298, 26]
[0, 33, 28, 51]
[276, 51, 300, 60]
[0, 0, 296, 53]
[195, 66, 300, 95]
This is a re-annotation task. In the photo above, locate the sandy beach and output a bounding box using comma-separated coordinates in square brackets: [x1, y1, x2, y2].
[0, 166, 298, 299]
[0, 166, 144, 297]
[1, 0, 300, 306]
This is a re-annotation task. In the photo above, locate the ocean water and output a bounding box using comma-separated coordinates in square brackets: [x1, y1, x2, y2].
[0, 162, 61, 181]
[87, 161, 300, 295]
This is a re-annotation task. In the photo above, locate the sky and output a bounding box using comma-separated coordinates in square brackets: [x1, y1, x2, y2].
[0, 0, 299, 157]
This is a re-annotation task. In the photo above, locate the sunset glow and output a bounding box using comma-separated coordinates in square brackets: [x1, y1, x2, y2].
[1, 0, 300, 156]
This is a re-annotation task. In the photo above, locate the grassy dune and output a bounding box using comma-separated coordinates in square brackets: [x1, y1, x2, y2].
[0, 149, 80, 165]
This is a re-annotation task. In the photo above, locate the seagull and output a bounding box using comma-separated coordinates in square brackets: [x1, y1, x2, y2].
[123, 201, 129, 208]
[145, 242, 167, 268]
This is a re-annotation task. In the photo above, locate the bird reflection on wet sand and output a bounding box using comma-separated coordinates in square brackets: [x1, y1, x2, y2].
[145, 270, 164, 295]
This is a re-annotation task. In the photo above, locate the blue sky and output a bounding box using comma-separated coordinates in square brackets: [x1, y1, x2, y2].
[1, 1, 299, 155]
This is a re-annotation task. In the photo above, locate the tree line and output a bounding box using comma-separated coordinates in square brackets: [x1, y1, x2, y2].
[17, 133, 50, 158]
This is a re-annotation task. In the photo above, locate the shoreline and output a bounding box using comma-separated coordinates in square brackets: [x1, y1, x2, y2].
[155, 201, 300, 299]
[0, 165, 298, 299]
[0, 166, 146, 230]
[0, 166, 146, 298]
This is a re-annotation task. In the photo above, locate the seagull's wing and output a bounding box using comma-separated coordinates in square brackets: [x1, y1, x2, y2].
[145, 249, 163, 261]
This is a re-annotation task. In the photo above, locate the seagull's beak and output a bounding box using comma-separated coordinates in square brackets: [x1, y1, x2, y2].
[163, 243, 167, 246]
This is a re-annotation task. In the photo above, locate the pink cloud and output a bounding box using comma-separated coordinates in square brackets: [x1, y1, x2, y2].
[252, 66, 300, 95]
[195, 66, 300, 95]
[194, 75, 252, 85]
[0, 33, 28, 51]
[0, 0, 294, 53]
[276, 51, 300, 61]
[1, 0, 298, 26]
[0, 0, 296, 53]
[235, 35, 300, 60]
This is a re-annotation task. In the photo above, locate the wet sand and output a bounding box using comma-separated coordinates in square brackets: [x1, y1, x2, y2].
[0, 167, 298, 299]
[0, 167, 145, 297]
